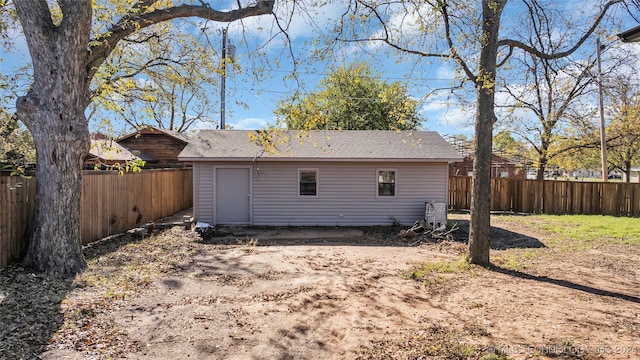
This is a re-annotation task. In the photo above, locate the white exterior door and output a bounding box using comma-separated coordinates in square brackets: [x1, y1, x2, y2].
[215, 168, 250, 224]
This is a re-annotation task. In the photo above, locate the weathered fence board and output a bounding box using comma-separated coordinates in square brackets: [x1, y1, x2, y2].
[1, 169, 192, 268]
[449, 176, 640, 216]
[0, 175, 36, 268]
[448, 176, 471, 210]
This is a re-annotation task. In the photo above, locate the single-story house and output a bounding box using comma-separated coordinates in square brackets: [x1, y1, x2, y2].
[118, 126, 190, 168]
[178, 130, 462, 226]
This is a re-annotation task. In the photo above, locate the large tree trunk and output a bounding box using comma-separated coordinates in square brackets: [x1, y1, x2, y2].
[15, 1, 92, 274]
[536, 157, 547, 181]
[20, 113, 89, 274]
[468, 0, 506, 266]
[625, 160, 631, 183]
[11, 1, 274, 274]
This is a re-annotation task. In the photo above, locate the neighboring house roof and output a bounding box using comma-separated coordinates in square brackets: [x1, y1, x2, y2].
[179, 130, 463, 162]
[618, 24, 640, 43]
[88, 140, 155, 162]
[117, 126, 190, 144]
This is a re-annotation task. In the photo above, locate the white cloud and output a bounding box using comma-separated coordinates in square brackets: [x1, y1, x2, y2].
[436, 64, 457, 81]
[187, 117, 219, 132]
[418, 85, 467, 115]
[224, 1, 346, 42]
[367, 3, 441, 51]
[437, 107, 474, 132]
[231, 117, 269, 130]
[420, 99, 450, 113]
[187, 116, 270, 132]
[331, 43, 368, 64]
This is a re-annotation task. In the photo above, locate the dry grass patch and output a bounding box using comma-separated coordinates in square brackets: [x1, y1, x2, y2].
[354, 323, 507, 360]
[403, 257, 481, 293]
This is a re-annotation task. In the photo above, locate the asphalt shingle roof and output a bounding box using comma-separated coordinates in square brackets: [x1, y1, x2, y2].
[117, 126, 190, 143]
[179, 130, 462, 162]
[89, 140, 155, 162]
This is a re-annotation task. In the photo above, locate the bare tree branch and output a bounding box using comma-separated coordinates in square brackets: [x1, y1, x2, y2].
[438, 0, 477, 84]
[497, 0, 624, 62]
[87, 1, 275, 76]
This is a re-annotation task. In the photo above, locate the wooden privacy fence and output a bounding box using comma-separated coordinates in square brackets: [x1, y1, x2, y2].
[0, 169, 193, 268]
[0, 175, 36, 269]
[449, 176, 640, 216]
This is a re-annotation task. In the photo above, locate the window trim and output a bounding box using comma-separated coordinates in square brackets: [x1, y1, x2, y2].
[376, 168, 397, 198]
[298, 168, 318, 197]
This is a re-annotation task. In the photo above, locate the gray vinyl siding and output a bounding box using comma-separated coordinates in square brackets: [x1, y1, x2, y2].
[252, 161, 447, 226]
[193, 160, 449, 226]
[193, 162, 214, 222]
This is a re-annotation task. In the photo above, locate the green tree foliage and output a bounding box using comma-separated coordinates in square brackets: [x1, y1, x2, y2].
[0, 69, 34, 171]
[0, 1, 18, 50]
[493, 130, 527, 155]
[492, 130, 532, 172]
[275, 63, 420, 131]
[606, 77, 640, 181]
[550, 63, 640, 179]
[552, 140, 601, 175]
[90, 20, 221, 133]
[0, 110, 34, 169]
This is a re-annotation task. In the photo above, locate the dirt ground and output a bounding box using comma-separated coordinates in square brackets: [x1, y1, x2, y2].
[4, 213, 640, 359]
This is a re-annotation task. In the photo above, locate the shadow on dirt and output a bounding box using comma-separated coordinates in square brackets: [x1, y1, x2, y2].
[0, 265, 73, 359]
[452, 219, 547, 250]
[199, 225, 405, 247]
[82, 231, 149, 265]
[491, 266, 640, 304]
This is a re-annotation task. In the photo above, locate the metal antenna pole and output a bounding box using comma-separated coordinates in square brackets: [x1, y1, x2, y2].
[220, 28, 227, 130]
[597, 38, 608, 182]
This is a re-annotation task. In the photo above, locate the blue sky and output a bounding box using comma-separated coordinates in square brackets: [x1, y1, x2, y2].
[2, 1, 640, 138]
[205, 1, 475, 134]
[214, 0, 640, 137]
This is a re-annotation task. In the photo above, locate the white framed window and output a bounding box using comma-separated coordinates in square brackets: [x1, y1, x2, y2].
[299, 169, 318, 196]
[377, 169, 396, 197]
